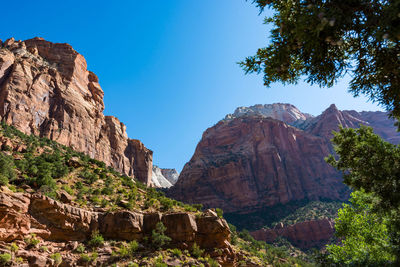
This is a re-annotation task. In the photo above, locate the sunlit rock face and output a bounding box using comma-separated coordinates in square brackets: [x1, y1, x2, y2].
[0, 37, 152, 185]
[169, 103, 399, 213]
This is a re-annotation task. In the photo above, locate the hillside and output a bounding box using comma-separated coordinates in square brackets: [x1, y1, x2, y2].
[0, 39, 314, 266]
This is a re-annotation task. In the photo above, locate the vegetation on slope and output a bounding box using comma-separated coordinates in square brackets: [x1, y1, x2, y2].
[0, 122, 315, 266]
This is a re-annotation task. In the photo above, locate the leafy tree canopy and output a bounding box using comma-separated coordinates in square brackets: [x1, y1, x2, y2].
[241, 0, 400, 117]
[326, 190, 395, 265]
[326, 126, 400, 264]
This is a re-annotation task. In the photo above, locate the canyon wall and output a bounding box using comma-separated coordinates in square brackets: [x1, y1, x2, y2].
[0, 37, 152, 185]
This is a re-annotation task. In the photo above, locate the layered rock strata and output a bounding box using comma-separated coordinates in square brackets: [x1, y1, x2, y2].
[0, 37, 152, 185]
[0, 190, 232, 251]
[250, 219, 335, 249]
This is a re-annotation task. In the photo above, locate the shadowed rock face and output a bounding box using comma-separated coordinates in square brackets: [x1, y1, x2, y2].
[250, 219, 335, 249]
[169, 104, 399, 214]
[0, 37, 152, 185]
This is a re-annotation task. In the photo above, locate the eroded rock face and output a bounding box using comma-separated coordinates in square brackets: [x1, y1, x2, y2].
[250, 219, 335, 249]
[0, 191, 232, 252]
[169, 104, 399, 214]
[169, 116, 348, 213]
[0, 37, 152, 185]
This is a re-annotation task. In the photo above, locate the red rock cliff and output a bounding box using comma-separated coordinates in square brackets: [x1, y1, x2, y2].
[250, 219, 335, 249]
[169, 104, 399, 214]
[169, 115, 348, 213]
[0, 37, 152, 185]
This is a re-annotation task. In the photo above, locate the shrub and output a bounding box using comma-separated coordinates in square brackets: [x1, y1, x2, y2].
[88, 231, 104, 248]
[170, 248, 182, 257]
[191, 243, 204, 258]
[75, 244, 85, 253]
[215, 208, 223, 218]
[151, 222, 171, 249]
[50, 253, 62, 266]
[0, 253, 11, 265]
[25, 234, 40, 248]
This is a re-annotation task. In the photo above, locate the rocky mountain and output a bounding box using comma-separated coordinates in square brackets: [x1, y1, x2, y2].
[152, 166, 179, 188]
[169, 103, 399, 226]
[224, 103, 312, 124]
[161, 168, 179, 185]
[0, 37, 153, 185]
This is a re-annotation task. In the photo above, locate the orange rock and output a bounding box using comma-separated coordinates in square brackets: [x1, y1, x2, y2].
[0, 37, 152, 185]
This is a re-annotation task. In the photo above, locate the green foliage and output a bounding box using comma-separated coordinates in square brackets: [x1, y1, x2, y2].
[50, 253, 62, 265]
[88, 230, 104, 248]
[191, 243, 204, 258]
[75, 244, 85, 253]
[169, 248, 182, 258]
[151, 222, 171, 249]
[271, 201, 342, 227]
[215, 208, 223, 218]
[242, 0, 400, 119]
[24, 234, 40, 248]
[326, 126, 400, 264]
[0, 253, 11, 265]
[0, 153, 16, 186]
[325, 190, 395, 265]
[9, 243, 18, 254]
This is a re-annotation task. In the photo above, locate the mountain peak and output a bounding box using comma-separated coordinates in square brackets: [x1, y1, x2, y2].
[224, 103, 313, 124]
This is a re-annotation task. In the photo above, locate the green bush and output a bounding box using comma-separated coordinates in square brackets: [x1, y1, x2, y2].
[151, 222, 171, 249]
[88, 231, 104, 248]
[0, 153, 16, 186]
[170, 248, 182, 257]
[0, 253, 11, 265]
[215, 208, 223, 218]
[50, 253, 62, 265]
[191, 243, 204, 258]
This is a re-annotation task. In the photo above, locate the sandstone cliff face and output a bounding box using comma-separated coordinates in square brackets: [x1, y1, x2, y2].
[0, 37, 152, 185]
[250, 219, 335, 249]
[170, 115, 348, 213]
[169, 104, 399, 214]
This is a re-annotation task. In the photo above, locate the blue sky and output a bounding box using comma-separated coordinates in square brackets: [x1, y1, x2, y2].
[1, 0, 382, 171]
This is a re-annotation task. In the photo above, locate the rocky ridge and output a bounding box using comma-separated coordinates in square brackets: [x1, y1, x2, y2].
[0, 37, 153, 185]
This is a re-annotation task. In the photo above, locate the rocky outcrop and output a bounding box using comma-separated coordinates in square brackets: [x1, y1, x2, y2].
[161, 168, 179, 185]
[0, 190, 232, 252]
[250, 219, 335, 249]
[0, 37, 152, 185]
[169, 104, 399, 214]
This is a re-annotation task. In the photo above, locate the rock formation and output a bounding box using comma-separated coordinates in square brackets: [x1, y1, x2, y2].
[250, 219, 335, 249]
[0, 189, 235, 265]
[0, 37, 152, 185]
[161, 168, 179, 185]
[169, 103, 399, 214]
[152, 166, 179, 188]
[225, 103, 312, 124]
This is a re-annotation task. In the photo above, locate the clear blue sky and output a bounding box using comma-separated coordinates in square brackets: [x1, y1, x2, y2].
[1, 0, 382, 171]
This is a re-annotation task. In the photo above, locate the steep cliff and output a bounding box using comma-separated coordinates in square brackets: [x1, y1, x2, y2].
[0, 37, 152, 185]
[169, 104, 399, 216]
